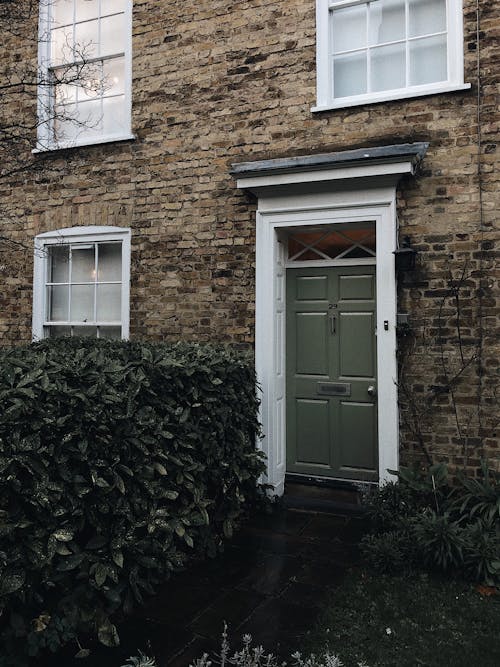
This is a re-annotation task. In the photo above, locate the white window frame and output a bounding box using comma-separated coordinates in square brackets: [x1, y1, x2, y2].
[33, 226, 131, 340]
[36, 0, 134, 151]
[313, 0, 470, 112]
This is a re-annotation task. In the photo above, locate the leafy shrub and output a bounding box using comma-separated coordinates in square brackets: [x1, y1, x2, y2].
[387, 462, 449, 510]
[361, 481, 424, 533]
[462, 519, 500, 587]
[360, 530, 415, 574]
[362, 462, 499, 586]
[450, 460, 500, 524]
[411, 511, 465, 571]
[0, 339, 265, 664]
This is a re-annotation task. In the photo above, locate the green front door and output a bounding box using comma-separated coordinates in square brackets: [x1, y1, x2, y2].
[286, 266, 378, 482]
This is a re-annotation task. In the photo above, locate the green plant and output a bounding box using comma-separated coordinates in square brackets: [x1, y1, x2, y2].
[388, 462, 449, 507]
[359, 530, 415, 574]
[462, 519, 500, 587]
[451, 460, 500, 524]
[190, 624, 356, 667]
[362, 461, 499, 586]
[361, 481, 423, 533]
[121, 651, 157, 667]
[410, 510, 465, 571]
[0, 339, 265, 663]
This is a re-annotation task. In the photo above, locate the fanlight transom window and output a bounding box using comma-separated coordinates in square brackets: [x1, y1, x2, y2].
[287, 224, 376, 263]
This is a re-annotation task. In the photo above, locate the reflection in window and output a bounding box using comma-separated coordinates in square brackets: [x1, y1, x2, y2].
[39, 0, 130, 147]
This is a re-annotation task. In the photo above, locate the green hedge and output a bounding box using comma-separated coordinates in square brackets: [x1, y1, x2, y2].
[0, 339, 265, 663]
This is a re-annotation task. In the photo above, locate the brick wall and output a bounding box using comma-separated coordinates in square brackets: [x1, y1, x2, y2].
[0, 1, 498, 471]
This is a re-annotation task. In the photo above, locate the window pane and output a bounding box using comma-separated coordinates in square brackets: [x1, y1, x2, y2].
[97, 284, 121, 321]
[99, 326, 122, 339]
[333, 52, 367, 98]
[100, 14, 125, 57]
[55, 81, 77, 105]
[48, 285, 69, 321]
[78, 61, 105, 100]
[103, 57, 125, 97]
[71, 284, 95, 321]
[54, 102, 102, 143]
[75, 0, 99, 22]
[98, 243, 122, 281]
[101, 0, 126, 16]
[48, 245, 70, 283]
[71, 246, 95, 282]
[288, 226, 376, 261]
[47, 326, 72, 338]
[53, 103, 79, 142]
[102, 95, 126, 134]
[369, 0, 405, 45]
[75, 99, 103, 136]
[332, 5, 367, 54]
[74, 18, 98, 59]
[50, 26, 74, 65]
[371, 42, 405, 92]
[72, 326, 98, 337]
[409, 0, 446, 38]
[52, 0, 74, 26]
[409, 34, 447, 85]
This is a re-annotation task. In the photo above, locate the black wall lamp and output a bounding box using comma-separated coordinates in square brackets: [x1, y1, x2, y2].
[394, 236, 418, 272]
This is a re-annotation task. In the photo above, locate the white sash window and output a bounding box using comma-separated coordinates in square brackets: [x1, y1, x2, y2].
[33, 227, 131, 340]
[37, 0, 132, 149]
[314, 0, 469, 111]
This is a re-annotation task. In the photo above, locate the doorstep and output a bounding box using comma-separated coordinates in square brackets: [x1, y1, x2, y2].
[282, 475, 369, 517]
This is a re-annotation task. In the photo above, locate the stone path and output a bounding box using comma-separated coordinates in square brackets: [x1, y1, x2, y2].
[134, 503, 365, 665]
[47, 492, 367, 666]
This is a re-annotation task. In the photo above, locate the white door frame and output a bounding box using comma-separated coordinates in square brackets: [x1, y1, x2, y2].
[233, 145, 429, 495]
[254, 187, 399, 495]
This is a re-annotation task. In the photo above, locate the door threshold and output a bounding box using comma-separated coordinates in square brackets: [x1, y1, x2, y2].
[285, 473, 377, 490]
[284, 474, 370, 516]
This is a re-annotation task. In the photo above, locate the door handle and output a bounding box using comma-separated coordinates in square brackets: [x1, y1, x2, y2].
[328, 303, 337, 334]
[367, 385, 377, 397]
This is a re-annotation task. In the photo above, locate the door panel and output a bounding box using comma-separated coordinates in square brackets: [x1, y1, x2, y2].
[338, 402, 377, 472]
[286, 265, 378, 481]
[296, 275, 328, 301]
[296, 313, 329, 376]
[295, 399, 331, 467]
[339, 274, 375, 300]
[339, 312, 375, 377]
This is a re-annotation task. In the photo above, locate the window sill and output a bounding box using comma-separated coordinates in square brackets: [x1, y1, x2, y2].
[32, 133, 136, 154]
[312, 82, 471, 113]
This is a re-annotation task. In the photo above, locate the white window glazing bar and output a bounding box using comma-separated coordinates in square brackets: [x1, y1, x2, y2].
[404, 0, 410, 87]
[329, 0, 379, 9]
[366, 2, 371, 94]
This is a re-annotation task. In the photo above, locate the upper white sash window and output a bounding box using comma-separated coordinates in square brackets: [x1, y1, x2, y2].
[314, 0, 469, 111]
[37, 0, 132, 150]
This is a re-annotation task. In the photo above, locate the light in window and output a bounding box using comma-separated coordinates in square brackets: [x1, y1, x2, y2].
[38, 0, 131, 148]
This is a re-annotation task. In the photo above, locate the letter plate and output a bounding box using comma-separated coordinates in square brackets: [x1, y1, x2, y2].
[317, 382, 351, 397]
